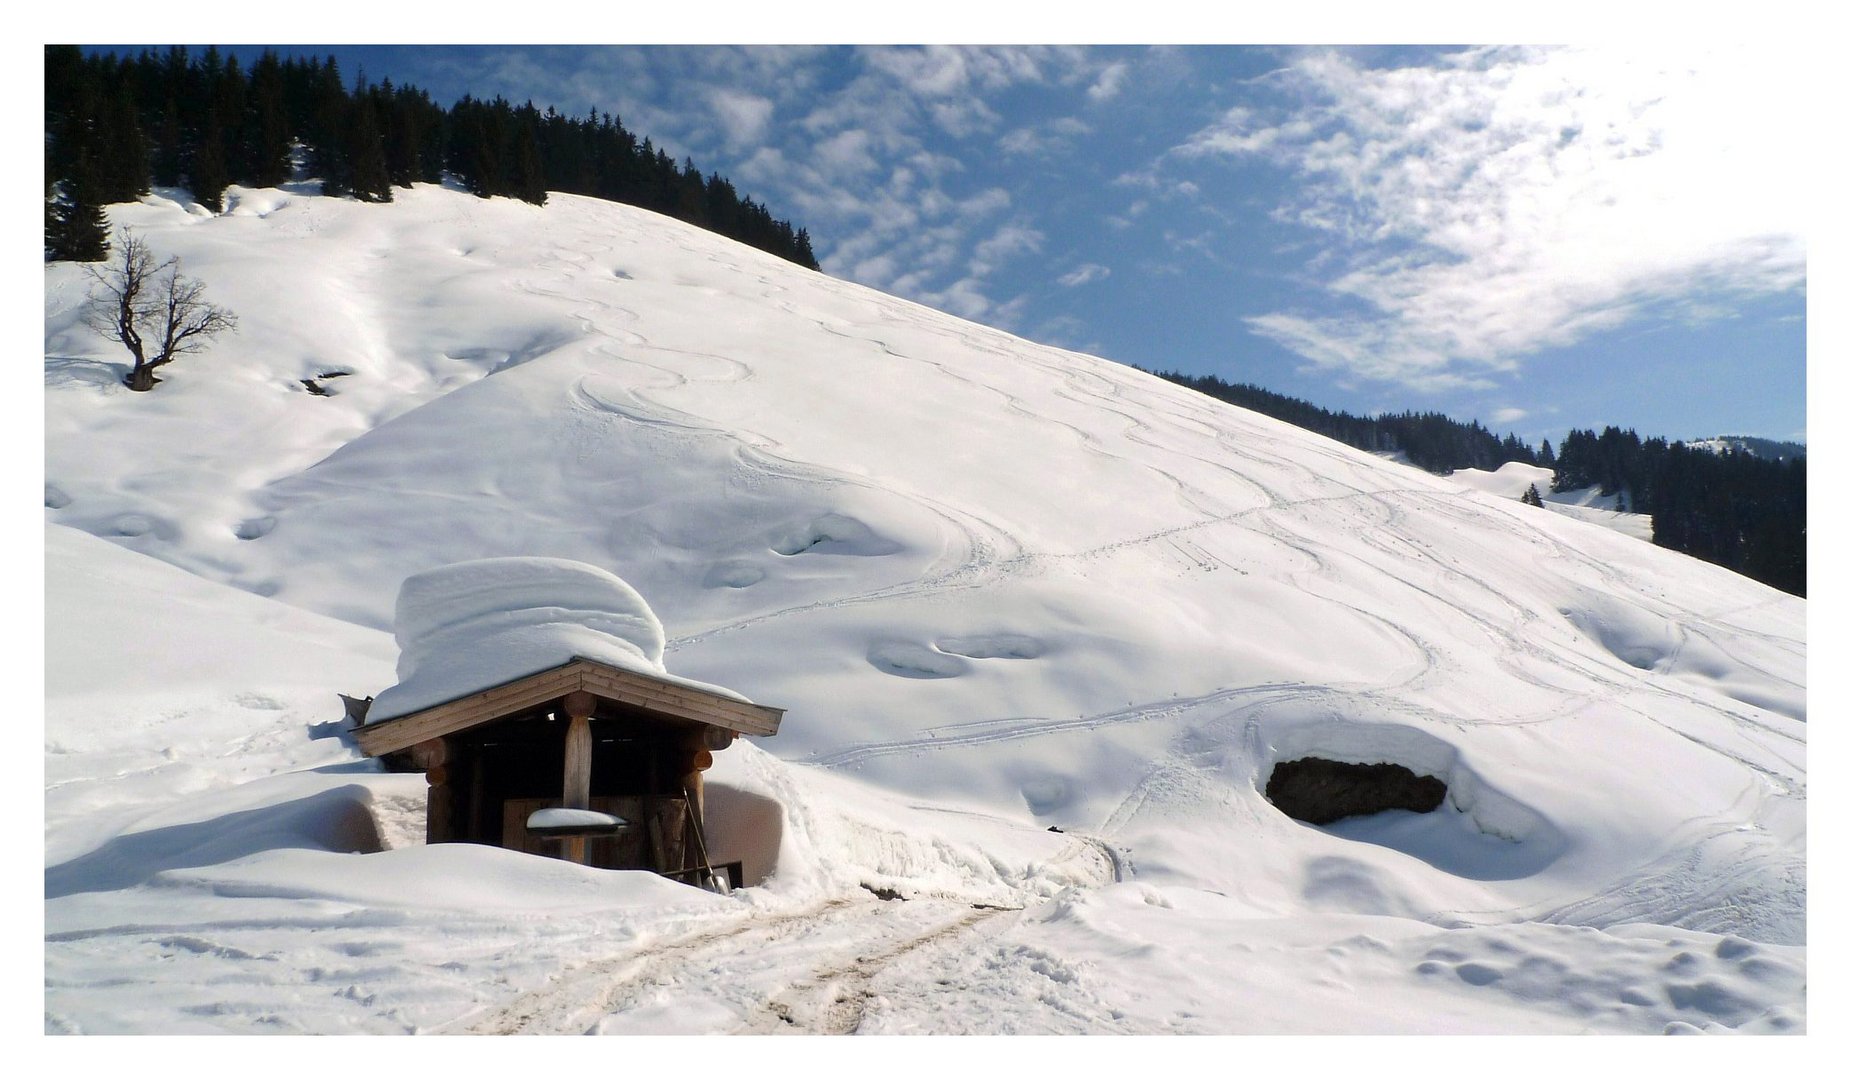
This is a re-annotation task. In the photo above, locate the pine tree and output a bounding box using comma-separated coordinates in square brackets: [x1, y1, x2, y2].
[100, 88, 151, 201]
[1521, 484, 1544, 508]
[309, 56, 351, 195]
[512, 111, 547, 205]
[347, 93, 393, 202]
[45, 171, 111, 263]
[245, 51, 292, 187]
[151, 96, 184, 187]
[189, 108, 230, 212]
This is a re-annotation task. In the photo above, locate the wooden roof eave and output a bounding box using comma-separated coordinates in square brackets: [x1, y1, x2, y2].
[353, 657, 784, 758]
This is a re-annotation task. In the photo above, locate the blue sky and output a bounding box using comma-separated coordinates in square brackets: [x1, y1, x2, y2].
[104, 42, 1811, 447]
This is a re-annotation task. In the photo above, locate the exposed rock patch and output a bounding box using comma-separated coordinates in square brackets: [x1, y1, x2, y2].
[1266, 757, 1447, 825]
[771, 513, 901, 557]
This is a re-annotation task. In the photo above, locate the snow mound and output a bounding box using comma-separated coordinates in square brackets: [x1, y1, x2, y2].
[368, 556, 669, 723]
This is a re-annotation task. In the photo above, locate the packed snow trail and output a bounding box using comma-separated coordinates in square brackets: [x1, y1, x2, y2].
[450, 830, 1118, 1035]
[452, 896, 1016, 1036]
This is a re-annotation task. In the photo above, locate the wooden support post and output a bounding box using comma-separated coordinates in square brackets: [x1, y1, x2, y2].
[681, 729, 717, 886]
[411, 738, 452, 844]
[561, 691, 597, 864]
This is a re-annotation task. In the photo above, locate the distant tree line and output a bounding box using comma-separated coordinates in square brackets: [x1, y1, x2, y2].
[44, 45, 819, 270]
[1147, 371, 1540, 475]
[1552, 427, 1805, 596]
[1147, 369, 1805, 597]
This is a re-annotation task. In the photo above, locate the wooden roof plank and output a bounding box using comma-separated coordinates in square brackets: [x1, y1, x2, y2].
[578, 665, 783, 735]
[355, 657, 782, 757]
[355, 665, 584, 756]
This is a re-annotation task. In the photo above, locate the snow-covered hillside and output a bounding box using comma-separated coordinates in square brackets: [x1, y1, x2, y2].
[1688, 436, 1807, 461]
[1448, 461, 1654, 541]
[44, 183, 1806, 1035]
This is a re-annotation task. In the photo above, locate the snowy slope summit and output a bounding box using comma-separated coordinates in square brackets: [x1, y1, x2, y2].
[44, 184, 1805, 1034]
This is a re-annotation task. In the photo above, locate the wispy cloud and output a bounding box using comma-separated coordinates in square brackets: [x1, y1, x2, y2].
[970, 224, 1045, 278]
[706, 88, 774, 150]
[1059, 263, 1111, 287]
[999, 117, 1090, 158]
[1088, 61, 1130, 102]
[1178, 46, 1808, 392]
[459, 46, 1126, 334]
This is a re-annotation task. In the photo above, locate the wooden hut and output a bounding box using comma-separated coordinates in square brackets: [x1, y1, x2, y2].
[354, 656, 782, 888]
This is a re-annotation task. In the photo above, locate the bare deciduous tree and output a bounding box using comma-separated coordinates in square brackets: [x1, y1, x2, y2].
[84, 231, 237, 391]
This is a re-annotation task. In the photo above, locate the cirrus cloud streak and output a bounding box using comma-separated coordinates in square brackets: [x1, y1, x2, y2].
[1181, 46, 1808, 392]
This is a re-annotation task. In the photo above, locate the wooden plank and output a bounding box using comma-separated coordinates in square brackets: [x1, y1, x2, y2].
[357, 676, 574, 755]
[577, 666, 783, 735]
[572, 660, 767, 714]
[354, 665, 582, 756]
[355, 656, 785, 757]
[593, 665, 786, 725]
[374, 665, 581, 742]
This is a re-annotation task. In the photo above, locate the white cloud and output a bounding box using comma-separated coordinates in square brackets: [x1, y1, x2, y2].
[922, 276, 998, 320]
[1088, 61, 1129, 102]
[707, 88, 774, 150]
[1000, 117, 1092, 157]
[1184, 45, 1808, 391]
[930, 97, 1003, 139]
[864, 45, 1068, 98]
[958, 188, 1012, 218]
[999, 128, 1044, 156]
[970, 224, 1045, 277]
[419, 46, 1116, 342]
[1492, 407, 1528, 424]
[814, 128, 880, 176]
[568, 46, 1136, 340]
[1059, 263, 1111, 287]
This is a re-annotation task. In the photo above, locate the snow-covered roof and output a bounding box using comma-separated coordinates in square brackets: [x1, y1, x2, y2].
[365, 557, 753, 726]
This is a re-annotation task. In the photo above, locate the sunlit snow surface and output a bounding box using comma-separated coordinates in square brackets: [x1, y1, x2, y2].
[44, 185, 1804, 1034]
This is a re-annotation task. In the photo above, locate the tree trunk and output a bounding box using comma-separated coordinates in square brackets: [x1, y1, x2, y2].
[125, 364, 158, 391]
